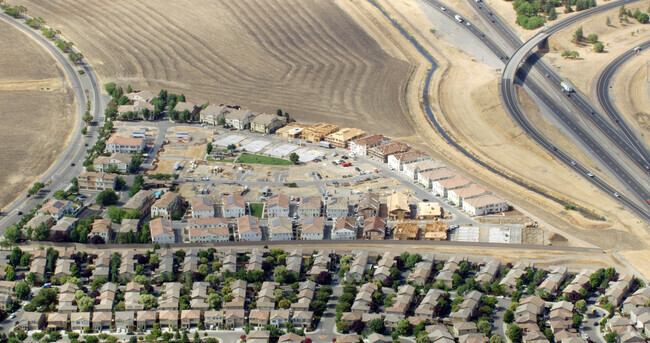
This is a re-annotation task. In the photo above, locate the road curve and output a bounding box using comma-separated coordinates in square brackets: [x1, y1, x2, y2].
[414, 0, 650, 221]
[493, 0, 650, 219]
[0, 13, 104, 233]
[596, 40, 650, 161]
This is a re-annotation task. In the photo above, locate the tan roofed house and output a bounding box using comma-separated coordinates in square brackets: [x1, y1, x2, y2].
[200, 104, 229, 125]
[267, 194, 290, 217]
[188, 227, 230, 243]
[297, 196, 321, 217]
[25, 215, 55, 230]
[93, 153, 133, 173]
[78, 171, 117, 191]
[276, 123, 310, 139]
[448, 184, 489, 206]
[363, 216, 385, 240]
[126, 90, 156, 103]
[357, 192, 380, 219]
[190, 197, 214, 218]
[225, 109, 255, 130]
[38, 199, 72, 220]
[369, 141, 409, 162]
[118, 101, 154, 117]
[402, 159, 445, 181]
[301, 123, 339, 142]
[462, 195, 508, 216]
[432, 175, 473, 198]
[186, 217, 228, 229]
[174, 102, 199, 118]
[349, 134, 391, 156]
[47, 313, 68, 330]
[223, 193, 246, 218]
[418, 202, 442, 219]
[300, 216, 325, 240]
[106, 135, 145, 154]
[332, 217, 357, 240]
[388, 150, 429, 171]
[123, 189, 156, 216]
[88, 218, 111, 242]
[251, 113, 286, 133]
[151, 192, 182, 219]
[150, 217, 175, 244]
[158, 310, 179, 328]
[136, 311, 157, 331]
[237, 215, 262, 241]
[387, 192, 410, 220]
[92, 311, 112, 330]
[418, 167, 457, 189]
[269, 217, 294, 241]
[50, 216, 78, 235]
[181, 309, 202, 329]
[325, 127, 366, 148]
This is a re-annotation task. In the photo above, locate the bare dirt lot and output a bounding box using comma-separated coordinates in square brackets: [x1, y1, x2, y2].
[0, 19, 74, 210]
[13, 0, 415, 139]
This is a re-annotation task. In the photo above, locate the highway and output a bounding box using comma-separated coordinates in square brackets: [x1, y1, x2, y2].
[595, 40, 650, 161]
[469, 0, 650, 215]
[491, 0, 650, 175]
[0, 13, 105, 234]
[416, 0, 650, 221]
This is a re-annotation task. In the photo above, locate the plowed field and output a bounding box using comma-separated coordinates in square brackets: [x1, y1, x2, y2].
[14, 0, 413, 137]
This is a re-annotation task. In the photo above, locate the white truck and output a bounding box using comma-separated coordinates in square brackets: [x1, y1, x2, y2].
[561, 81, 573, 93]
[319, 141, 333, 148]
[173, 161, 181, 170]
[455, 15, 463, 22]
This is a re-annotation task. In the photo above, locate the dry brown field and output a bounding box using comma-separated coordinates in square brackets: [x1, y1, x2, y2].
[0, 20, 74, 210]
[13, 0, 414, 139]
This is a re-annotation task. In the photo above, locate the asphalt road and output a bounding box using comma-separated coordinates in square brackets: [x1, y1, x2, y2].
[490, 0, 650, 218]
[595, 40, 650, 163]
[0, 14, 105, 233]
[419, 0, 650, 220]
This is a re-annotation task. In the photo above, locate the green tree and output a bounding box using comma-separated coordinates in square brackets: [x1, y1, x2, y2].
[9, 247, 22, 267]
[77, 295, 94, 312]
[635, 12, 649, 23]
[604, 332, 618, 343]
[138, 294, 158, 310]
[396, 318, 413, 336]
[4, 226, 21, 244]
[586, 33, 599, 43]
[208, 293, 222, 309]
[507, 324, 523, 343]
[15, 281, 30, 300]
[289, 152, 299, 164]
[206, 142, 213, 155]
[606, 16, 612, 25]
[575, 299, 587, 313]
[96, 190, 119, 206]
[115, 177, 126, 190]
[33, 225, 50, 241]
[573, 26, 584, 42]
[69, 52, 84, 64]
[490, 335, 504, 343]
[593, 42, 605, 53]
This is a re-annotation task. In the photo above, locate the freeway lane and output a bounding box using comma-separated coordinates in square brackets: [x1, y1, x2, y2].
[469, 0, 650, 172]
[418, 0, 650, 220]
[596, 40, 650, 162]
[0, 14, 104, 233]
